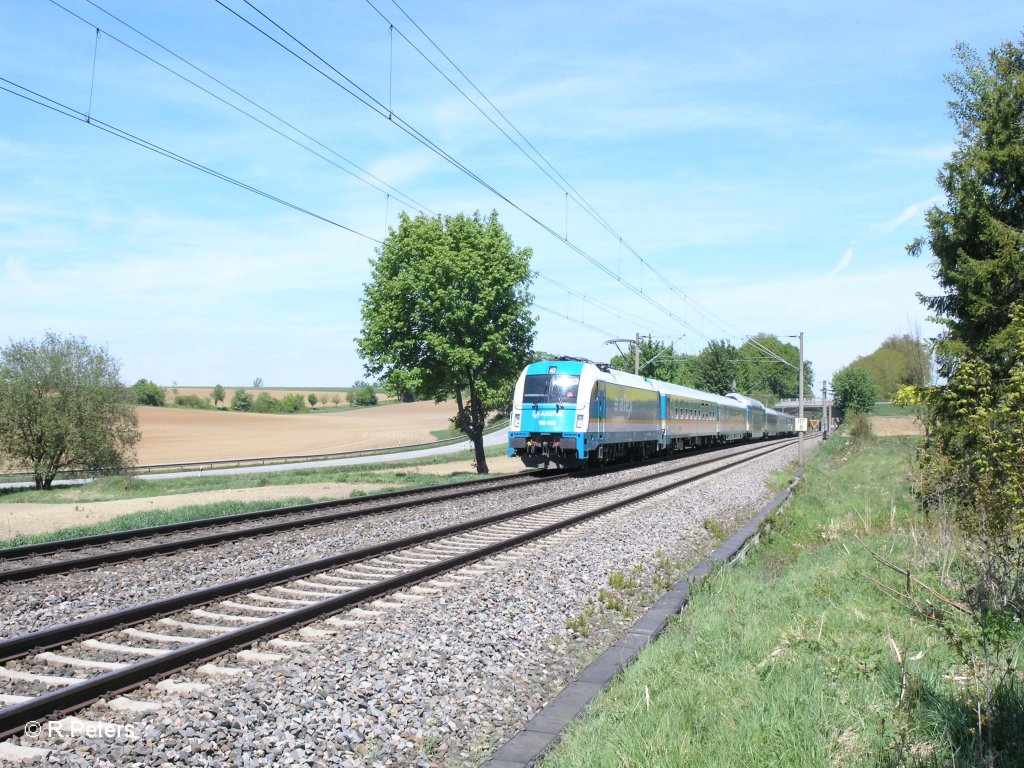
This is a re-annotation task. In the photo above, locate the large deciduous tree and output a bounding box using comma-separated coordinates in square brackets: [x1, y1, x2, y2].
[909, 38, 1024, 374]
[736, 335, 811, 405]
[356, 210, 535, 473]
[0, 333, 140, 489]
[609, 338, 696, 384]
[830, 366, 877, 416]
[693, 339, 738, 395]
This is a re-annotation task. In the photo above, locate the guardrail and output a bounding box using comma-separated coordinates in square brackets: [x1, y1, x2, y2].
[0, 420, 510, 481]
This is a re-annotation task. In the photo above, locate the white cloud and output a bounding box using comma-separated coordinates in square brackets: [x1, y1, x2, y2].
[831, 248, 854, 276]
[878, 195, 945, 234]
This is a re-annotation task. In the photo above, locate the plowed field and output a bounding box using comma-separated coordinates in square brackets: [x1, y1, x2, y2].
[136, 400, 458, 465]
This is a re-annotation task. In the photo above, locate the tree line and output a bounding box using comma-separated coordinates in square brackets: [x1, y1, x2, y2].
[607, 335, 813, 406]
[830, 332, 932, 416]
[128, 380, 380, 411]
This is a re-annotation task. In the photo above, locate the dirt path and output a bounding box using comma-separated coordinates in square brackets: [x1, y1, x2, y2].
[0, 454, 527, 540]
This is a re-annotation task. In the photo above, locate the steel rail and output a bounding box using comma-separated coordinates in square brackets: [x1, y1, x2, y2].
[0, 472, 547, 579]
[0, 437, 780, 582]
[0, 438, 794, 661]
[0, 438, 798, 739]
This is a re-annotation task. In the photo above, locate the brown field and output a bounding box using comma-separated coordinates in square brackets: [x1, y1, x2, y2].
[1, 403, 525, 539]
[868, 415, 924, 436]
[136, 400, 458, 465]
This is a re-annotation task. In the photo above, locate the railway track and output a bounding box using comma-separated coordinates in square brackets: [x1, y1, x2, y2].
[0, 438, 784, 584]
[0, 471, 552, 583]
[0, 437, 798, 739]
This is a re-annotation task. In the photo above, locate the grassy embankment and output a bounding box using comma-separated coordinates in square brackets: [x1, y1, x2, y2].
[0, 444, 510, 549]
[544, 428, 1020, 766]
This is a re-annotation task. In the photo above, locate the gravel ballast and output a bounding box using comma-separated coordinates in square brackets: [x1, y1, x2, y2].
[5, 441, 802, 766]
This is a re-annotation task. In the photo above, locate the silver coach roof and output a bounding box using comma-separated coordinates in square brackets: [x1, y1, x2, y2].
[652, 380, 746, 409]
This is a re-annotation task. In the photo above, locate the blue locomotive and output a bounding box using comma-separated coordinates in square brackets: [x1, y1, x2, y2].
[508, 359, 796, 468]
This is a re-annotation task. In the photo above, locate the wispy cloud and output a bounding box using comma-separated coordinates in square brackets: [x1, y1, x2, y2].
[831, 247, 854, 276]
[878, 195, 945, 234]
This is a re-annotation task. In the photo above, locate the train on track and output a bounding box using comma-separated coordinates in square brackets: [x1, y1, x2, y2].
[508, 358, 797, 468]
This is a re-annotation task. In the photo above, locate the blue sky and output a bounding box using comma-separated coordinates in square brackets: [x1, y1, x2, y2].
[2, 1, 1021, 393]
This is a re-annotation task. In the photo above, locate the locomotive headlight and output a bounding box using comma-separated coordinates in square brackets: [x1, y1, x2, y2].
[576, 413, 584, 428]
[513, 413, 520, 429]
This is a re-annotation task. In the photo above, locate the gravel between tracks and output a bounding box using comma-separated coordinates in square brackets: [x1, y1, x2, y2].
[7, 441, 801, 767]
[1, 443, 777, 640]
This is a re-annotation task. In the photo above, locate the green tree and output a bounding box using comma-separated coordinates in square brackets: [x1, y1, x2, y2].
[174, 394, 212, 409]
[130, 378, 165, 406]
[608, 338, 695, 385]
[356, 210, 535, 473]
[231, 388, 253, 412]
[847, 334, 932, 399]
[307, 393, 318, 409]
[693, 339, 738, 395]
[736, 335, 810, 404]
[898, 39, 1024, 755]
[211, 384, 226, 408]
[909, 37, 1024, 374]
[0, 333, 140, 489]
[831, 366, 877, 415]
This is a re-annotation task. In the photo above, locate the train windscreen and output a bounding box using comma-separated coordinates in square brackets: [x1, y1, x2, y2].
[523, 374, 580, 403]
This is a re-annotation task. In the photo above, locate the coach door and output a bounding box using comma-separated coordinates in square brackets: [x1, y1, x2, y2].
[591, 383, 605, 437]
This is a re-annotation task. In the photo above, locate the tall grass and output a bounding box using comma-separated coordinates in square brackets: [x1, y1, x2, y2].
[542, 433, 1018, 767]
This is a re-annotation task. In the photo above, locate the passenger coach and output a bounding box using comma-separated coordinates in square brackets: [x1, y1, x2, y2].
[508, 359, 797, 468]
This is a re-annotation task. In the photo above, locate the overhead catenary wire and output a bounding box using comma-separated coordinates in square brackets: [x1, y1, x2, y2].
[53, 0, 796, 362]
[534, 304, 616, 340]
[374, 0, 629, 245]
[213, 1, 740, 351]
[357, 0, 802, 366]
[0, 77, 382, 244]
[62, 0, 434, 216]
[535, 274, 675, 339]
[17, 3, 803, 368]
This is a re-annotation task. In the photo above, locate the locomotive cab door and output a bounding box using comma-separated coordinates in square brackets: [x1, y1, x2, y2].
[590, 383, 605, 438]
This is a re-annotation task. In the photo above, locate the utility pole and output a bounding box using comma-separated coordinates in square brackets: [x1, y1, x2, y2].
[826, 383, 832, 438]
[821, 379, 828, 440]
[635, 332, 641, 376]
[798, 331, 804, 466]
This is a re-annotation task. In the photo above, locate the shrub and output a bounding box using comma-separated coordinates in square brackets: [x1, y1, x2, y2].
[347, 385, 378, 407]
[0, 334, 139, 489]
[849, 411, 873, 442]
[231, 388, 253, 411]
[174, 394, 212, 410]
[279, 394, 307, 413]
[131, 378, 165, 406]
[252, 392, 279, 413]
[251, 392, 308, 414]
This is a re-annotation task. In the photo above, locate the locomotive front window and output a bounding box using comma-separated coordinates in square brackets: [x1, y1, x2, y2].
[523, 374, 580, 403]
